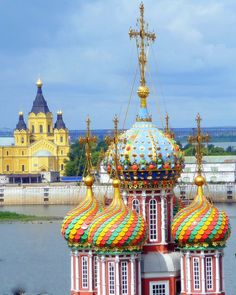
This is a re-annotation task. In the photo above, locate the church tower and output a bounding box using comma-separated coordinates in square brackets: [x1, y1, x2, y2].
[14, 112, 29, 146]
[172, 114, 231, 295]
[28, 78, 54, 142]
[103, 3, 184, 295]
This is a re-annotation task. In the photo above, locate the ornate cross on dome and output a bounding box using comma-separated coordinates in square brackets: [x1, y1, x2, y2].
[79, 117, 97, 175]
[188, 113, 209, 175]
[105, 115, 120, 177]
[129, 2, 156, 87]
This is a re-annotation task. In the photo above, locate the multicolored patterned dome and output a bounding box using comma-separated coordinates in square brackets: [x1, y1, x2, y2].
[88, 179, 147, 253]
[172, 176, 231, 249]
[103, 121, 184, 189]
[61, 175, 99, 248]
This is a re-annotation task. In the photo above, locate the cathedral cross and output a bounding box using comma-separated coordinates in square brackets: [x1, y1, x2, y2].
[129, 2, 156, 86]
[188, 113, 209, 175]
[105, 115, 119, 176]
[79, 117, 97, 175]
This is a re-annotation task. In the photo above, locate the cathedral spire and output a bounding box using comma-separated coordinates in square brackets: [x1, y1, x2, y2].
[31, 78, 50, 114]
[129, 2, 156, 122]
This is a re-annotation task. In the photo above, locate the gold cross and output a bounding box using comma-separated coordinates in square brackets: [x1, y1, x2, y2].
[79, 117, 97, 175]
[105, 115, 119, 176]
[188, 113, 210, 175]
[164, 112, 174, 138]
[129, 2, 156, 86]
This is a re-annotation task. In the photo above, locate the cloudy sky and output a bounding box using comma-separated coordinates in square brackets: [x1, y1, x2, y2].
[0, 0, 235, 130]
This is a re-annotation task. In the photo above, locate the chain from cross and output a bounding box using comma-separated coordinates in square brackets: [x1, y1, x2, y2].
[188, 113, 210, 175]
[105, 115, 120, 177]
[79, 117, 97, 175]
[129, 2, 156, 86]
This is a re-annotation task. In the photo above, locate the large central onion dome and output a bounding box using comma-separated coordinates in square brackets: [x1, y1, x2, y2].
[88, 179, 147, 253]
[172, 175, 231, 249]
[103, 87, 184, 189]
[61, 175, 99, 248]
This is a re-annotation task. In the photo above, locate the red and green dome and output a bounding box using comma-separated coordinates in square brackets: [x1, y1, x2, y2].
[88, 179, 147, 253]
[172, 176, 231, 249]
[61, 175, 99, 248]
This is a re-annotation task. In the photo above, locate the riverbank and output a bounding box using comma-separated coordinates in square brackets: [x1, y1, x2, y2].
[0, 211, 62, 222]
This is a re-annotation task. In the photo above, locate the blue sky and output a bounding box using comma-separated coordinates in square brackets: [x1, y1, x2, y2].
[0, 0, 235, 130]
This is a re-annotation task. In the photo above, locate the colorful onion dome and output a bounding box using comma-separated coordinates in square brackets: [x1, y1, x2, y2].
[173, 194, 185, 217]
[172, 175, 231, 249]
[103, 120, 184, 189]
[61, 175, 99, 248]
[88, 179, 147, 253]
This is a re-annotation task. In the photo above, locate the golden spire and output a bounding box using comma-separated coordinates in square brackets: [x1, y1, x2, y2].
[105, 115, 119, 178]
[188, 113, 209, 176]
[164, 112, 174, 138]
[79, 117, 97, 175]
[36, 78, 43, 88]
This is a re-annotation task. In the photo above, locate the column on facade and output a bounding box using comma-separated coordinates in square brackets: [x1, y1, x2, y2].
[138, 257, 141, 295]
[180, 253, 185, 294]
[71, 251, 75, 291]
[186, 252, 191, 293]
[215, 251, 220, 293]
[115, 255, 120, 295]
[88, 250, 93, 292]
[97, 256, 101, 295]
[200, 251, 206, 294]
[161, 192, 166, 244]
[75, 251, 79, 291]
[130, 255, 135, 295]
[141, 191, 146, 220]
[170, 194, 174, 243]
[101, 255, 106, 295]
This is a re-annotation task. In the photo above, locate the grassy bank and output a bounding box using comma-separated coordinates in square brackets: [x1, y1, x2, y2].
[0, 211, 61, 222]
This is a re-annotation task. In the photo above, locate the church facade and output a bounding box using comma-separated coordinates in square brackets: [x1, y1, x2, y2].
[0, 79, 69, 179]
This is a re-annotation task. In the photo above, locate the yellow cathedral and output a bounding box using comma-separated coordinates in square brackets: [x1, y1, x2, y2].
[0, 79, 70, 182]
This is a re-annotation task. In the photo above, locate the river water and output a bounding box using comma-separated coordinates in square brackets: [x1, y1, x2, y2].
[0, 204, 235, 295]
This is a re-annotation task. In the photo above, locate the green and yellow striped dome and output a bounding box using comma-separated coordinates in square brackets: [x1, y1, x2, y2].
[88, 179, 147, 253]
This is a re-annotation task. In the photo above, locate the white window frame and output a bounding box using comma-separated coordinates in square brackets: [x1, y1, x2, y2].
[149, 199, 157, 241]
[149, 281, 169, 295]
[121, 261, 128, 295]
[193, 257, 200, 290]
[108, 262, 115, 295]
[82, 256, 88, 288]
[132, 198, 140, 214]
[206, 257, 213, 290]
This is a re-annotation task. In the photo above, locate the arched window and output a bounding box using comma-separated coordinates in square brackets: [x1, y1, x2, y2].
[48, 125, 50, 133]
[6, 165, 9, 172]
[22, 151, 24, 155]
[40, 125, 43, 133]
[108, 262, 115, 295]
[149, 199, 157, 241]
[132, 198, 140, 214]
[82, 256, 88, 288]
[22, 165, 25, 172]
[121, 261, 128, 295]
[60, 136, 63, 143]
[6, 151, 9, 156]
[61, 164, 64, 171]
[21, 137, 24, 144]
[32, 125, 35, 133]
[61, 150, 64, 155]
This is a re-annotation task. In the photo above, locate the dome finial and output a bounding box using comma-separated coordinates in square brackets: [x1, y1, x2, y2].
[129, 3, 155, 122]
[79, 116, 97, 177]
[36, 77, 43, 88]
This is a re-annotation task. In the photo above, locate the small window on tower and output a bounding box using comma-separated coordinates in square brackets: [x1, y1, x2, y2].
[61, 164, 64, 170]
[61, 150, 63, 155]
[21, 137, 24, 144]
[6, 165, 9, 172]
[6, 151, 9, 156]
[22, 165, 25, 172]
[32, 125, 35, 133]
[40, 125, 43, 133]
[60, 136, 63, 143]
[132, 198, 140, 214]
[22, 151, 24, 156]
